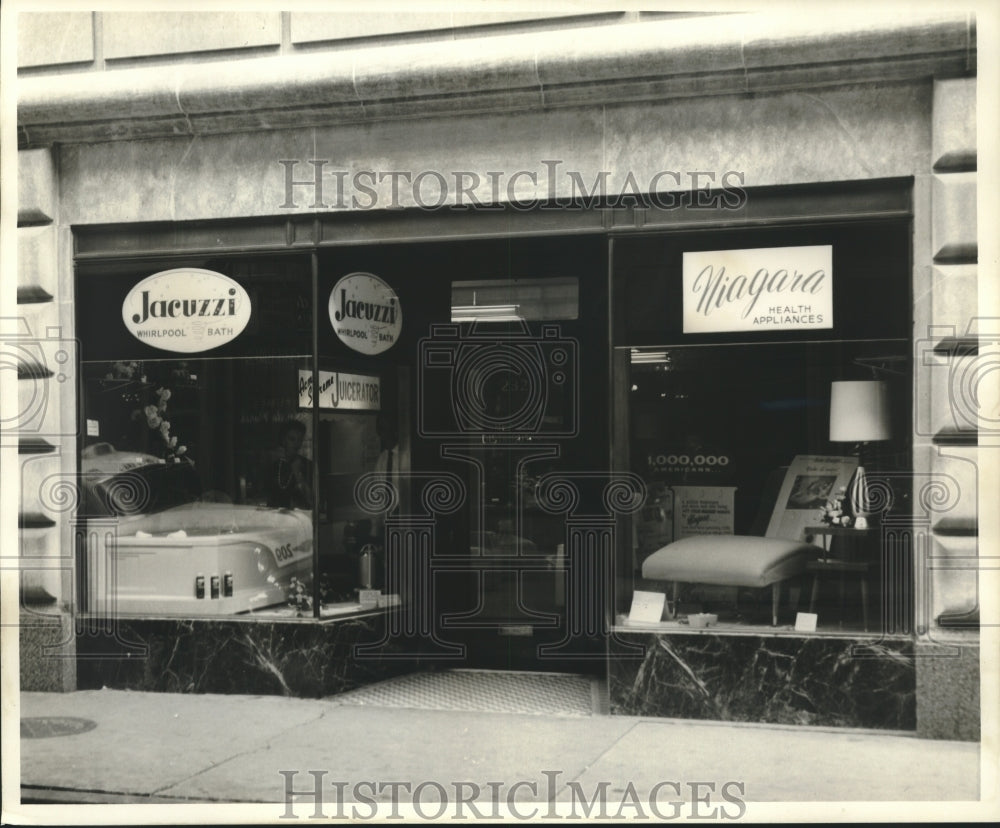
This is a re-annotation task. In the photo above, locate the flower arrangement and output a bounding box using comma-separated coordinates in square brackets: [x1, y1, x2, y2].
[109, 366, 188, 463]
[106, 360, 142, 383]
[140, 386, 188, 463]
[283, 574, 334, 616]
[287, 576, 312, 616]
[253, 547, 334, 616]
[104, 361, 190, 463]
[818, 485, 853, 527]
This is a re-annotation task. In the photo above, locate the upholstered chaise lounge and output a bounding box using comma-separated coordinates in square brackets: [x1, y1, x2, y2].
[640, 463, 826, 626]
[642, 535, 814, 625]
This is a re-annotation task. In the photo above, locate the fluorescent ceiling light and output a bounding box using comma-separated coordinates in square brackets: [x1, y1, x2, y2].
[451, 304, 522, 322]
[630, 350, 669, 364]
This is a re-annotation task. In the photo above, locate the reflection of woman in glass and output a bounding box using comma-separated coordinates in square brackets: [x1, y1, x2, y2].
[267, 419, 314, 509]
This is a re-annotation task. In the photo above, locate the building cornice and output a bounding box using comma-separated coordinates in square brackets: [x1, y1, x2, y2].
[17, 10, 976, 147]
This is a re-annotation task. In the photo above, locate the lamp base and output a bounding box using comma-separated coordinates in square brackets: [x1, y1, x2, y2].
[848, 464, 870, 526]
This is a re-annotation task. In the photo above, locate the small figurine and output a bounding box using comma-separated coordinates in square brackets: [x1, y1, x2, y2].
[819, 486, 852, 527]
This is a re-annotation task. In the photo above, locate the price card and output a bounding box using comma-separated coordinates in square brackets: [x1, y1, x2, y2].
[628, 590, 667, 624]
[795, 612, 818, 632]
[357, 589, 380, 607]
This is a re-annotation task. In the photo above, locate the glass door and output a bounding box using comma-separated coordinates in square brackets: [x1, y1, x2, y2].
[319, 235, 609, 672]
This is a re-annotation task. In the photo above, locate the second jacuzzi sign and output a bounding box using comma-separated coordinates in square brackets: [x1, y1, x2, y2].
[328, 272, 402, 355]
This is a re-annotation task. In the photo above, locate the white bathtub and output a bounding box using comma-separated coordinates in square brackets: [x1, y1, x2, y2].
[85, 503, 313, 616]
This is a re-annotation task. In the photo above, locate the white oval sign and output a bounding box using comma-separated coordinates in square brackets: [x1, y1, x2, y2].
[328, 272, 401, 355]
[122, 268, 251, 353]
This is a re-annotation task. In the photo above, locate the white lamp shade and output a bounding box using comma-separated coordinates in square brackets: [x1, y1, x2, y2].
[829, 380, 891, 442]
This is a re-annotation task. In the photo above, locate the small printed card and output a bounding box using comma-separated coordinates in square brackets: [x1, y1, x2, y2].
[672, 486, 737, 539]
[628, 590, 667, 624]
[795, 612, 818, 632]
[357, 589, 380, 606]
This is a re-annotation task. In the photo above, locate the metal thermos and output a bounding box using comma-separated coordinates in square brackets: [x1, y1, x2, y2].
[358, 544, 376, 590]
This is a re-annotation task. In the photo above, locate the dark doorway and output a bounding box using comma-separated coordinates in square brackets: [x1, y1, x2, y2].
[319, 234, 610, 672]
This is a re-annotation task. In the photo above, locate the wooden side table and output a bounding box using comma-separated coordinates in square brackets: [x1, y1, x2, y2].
[805, 525, 874, 631]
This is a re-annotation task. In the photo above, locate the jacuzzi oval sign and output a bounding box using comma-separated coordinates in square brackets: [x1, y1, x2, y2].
[122, 268, 251, 353]
[329, 272, 401, 355]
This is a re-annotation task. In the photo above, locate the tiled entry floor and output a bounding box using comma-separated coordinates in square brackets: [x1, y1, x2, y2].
[330, 670, 605, 717]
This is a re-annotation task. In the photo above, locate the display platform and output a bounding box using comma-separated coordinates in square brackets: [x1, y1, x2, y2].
[75, 611, 414, 697]
[609, 629, 915, 731]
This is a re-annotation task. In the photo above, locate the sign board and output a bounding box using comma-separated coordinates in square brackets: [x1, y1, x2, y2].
[636, 483, 674, 556]
[643, 449, 732, 478]
[298, 370, 381, 411]
[682, 245, 833, 333]
[328, 272, 402, 355]
[122, 268, 251, 352]
[765, 454, 857, 544]
[672, 486, 737, 539]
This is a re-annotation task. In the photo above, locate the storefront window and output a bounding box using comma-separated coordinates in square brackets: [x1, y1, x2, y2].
[612, 216, 914, 635]
[623, 342, 911, 631]
[76, 248, 414, 620]
[79, 254, 320, 618]
[310, 359, 404, 606]
[80, 355, 315, 616]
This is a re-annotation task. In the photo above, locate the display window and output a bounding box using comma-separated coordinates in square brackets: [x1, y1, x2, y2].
[72, 190, 914, 644]
[612, 216, 914, 635]
[76, 252, 407, 620]
[80, 354, 316, 616]
[74, 230, 606, 642]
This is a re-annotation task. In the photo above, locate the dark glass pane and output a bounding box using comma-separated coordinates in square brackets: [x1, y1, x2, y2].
[80, 356, 316, 617]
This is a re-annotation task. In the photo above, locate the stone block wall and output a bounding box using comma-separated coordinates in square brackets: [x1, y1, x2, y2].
[13, 148, 77, 691]
[910, 76, 981, 741]
[16, 10, 633, 73]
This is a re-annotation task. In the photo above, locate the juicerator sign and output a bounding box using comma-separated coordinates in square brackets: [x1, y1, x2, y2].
[682, 245, 833, 334]
[329, 272, 401, 355]
[297, 369, 381, 411]
[122, 268, 251, 352]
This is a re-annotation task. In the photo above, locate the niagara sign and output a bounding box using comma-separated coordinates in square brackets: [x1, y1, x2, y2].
[682, 245, 833, 334]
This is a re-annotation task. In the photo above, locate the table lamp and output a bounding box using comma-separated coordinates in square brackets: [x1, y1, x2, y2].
[829, 380, 891, 529]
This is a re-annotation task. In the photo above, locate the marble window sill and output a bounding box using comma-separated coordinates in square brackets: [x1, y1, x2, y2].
[614, 616, 912, 640]
[75, 604, 393, 625]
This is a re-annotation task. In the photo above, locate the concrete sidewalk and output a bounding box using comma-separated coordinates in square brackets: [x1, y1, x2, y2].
[16, 685, 983, 812]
